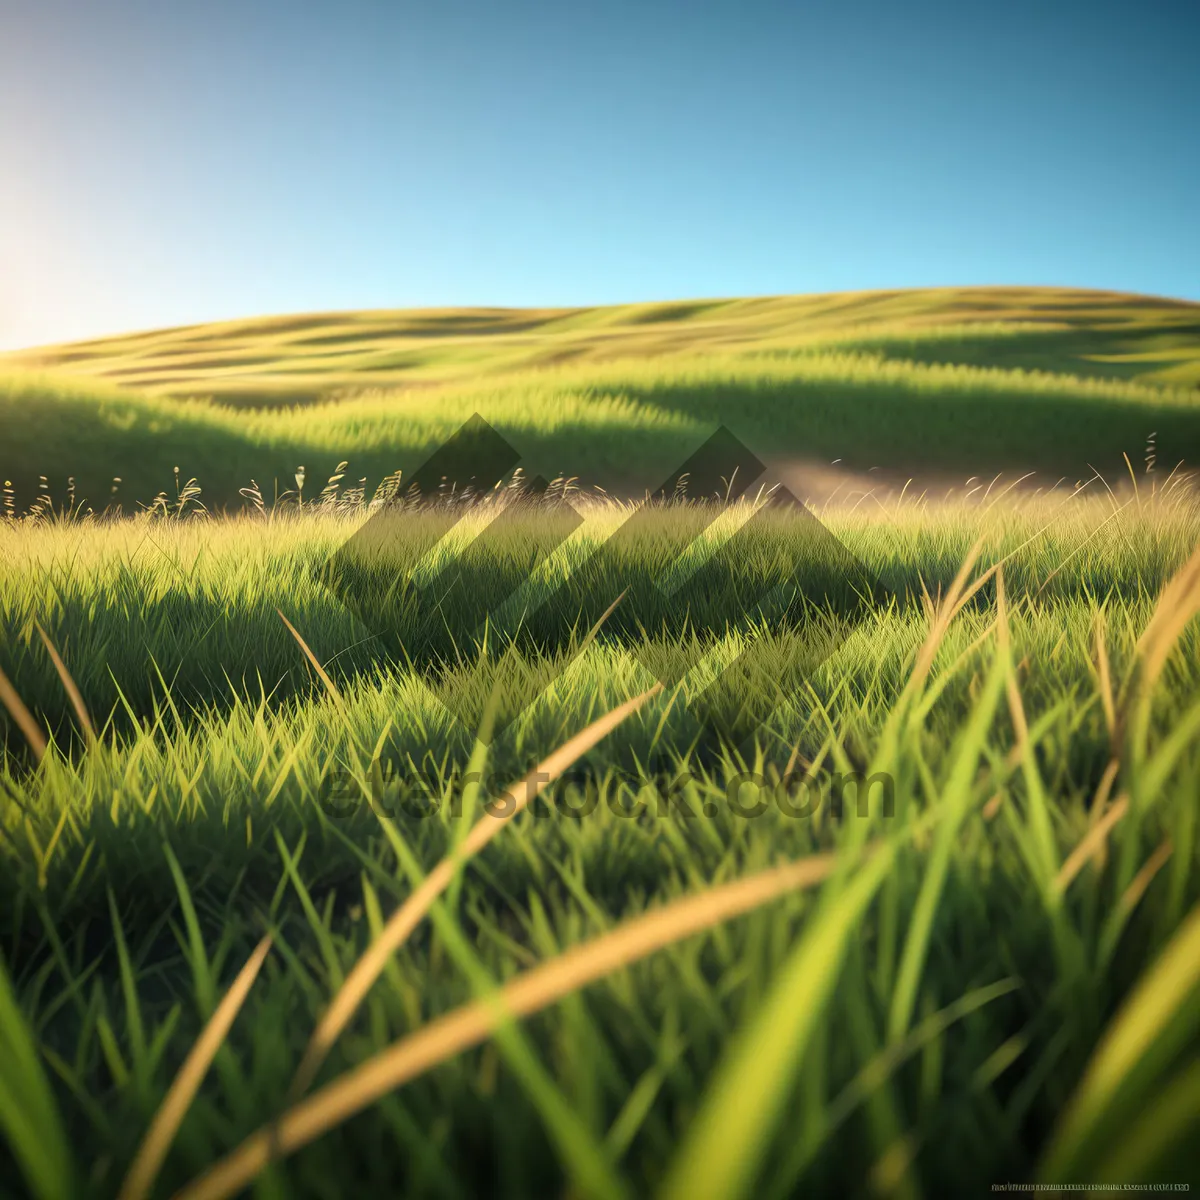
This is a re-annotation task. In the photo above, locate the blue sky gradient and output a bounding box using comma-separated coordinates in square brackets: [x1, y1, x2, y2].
[1, 0, 1197, 348]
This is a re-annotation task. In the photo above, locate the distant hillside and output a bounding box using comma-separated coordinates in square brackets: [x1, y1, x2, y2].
[3, 287, 1200, 511]
[4, 287, 1199, 409]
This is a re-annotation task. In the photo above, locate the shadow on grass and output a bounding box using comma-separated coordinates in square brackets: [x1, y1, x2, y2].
[5, 368, 1200, 510]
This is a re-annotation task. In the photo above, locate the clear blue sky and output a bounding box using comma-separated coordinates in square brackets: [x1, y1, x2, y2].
[1, 0, 1197, 349]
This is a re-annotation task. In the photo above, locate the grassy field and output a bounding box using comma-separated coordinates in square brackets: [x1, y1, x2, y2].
[2, 286, 1200, 513]
[2, 480, 1200, 1197]
[6, 286, 1200, 401]
[1, 287, 1199, 1198]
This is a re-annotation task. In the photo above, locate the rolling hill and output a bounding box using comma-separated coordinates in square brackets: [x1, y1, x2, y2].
[4, 286, 1200, 406]
[2, 286, 1199, 510]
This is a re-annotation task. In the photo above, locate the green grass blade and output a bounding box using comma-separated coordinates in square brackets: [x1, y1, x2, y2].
[0, 952, 75, 1199]
[887, 641, 1009, 1042]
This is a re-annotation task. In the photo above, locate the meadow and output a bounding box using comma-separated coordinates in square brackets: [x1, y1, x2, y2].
[2, 286, 1200, 513]
[1, 287, 1199, 1198]
[2, 481, 1200, 1198]
[6, 286, 1200, 402]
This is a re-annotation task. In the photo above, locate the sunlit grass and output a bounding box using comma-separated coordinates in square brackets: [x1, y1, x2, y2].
[0, 483, 1198, 1196]
[5, 285, 1198, 399]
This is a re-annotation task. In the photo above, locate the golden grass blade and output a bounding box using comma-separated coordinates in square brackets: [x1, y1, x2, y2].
[997, 568, 1031, 749]
[1083, 757, 1122, 875]
[913, 536, 1020, 693]
[990, 570, 1023, 823]
[34, 621, 96, 750]
[118, 935, 272, 1200]
[1093, 610, 1115, 744]
[907, 537, 985, 691]
[277, 610, 346, 714]
[1114, 837, 1173, 923]
[1054, 795, 1129, 896]
[289, 682, 663, 1098]
[575, 587, 628, 656]
[0, 661, 48, 763]
[1090, 757, 1120, 820]
[866, 539, 999, 812]
[174, 853, 838, 1200]
[1122, 451, 1140, 507]
[1118, 544, 1200, 753]
[1135, 546, 1200, 680]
